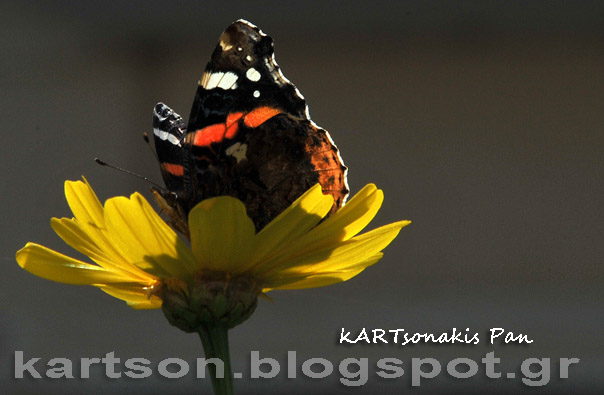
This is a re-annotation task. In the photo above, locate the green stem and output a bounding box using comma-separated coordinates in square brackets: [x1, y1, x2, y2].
[198, 325, 234, 395]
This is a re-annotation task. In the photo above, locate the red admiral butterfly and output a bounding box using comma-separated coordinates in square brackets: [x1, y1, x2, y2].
[152, 20, 348, 233]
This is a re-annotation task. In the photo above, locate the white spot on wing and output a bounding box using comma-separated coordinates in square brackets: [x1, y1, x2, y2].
[204, 72, 223, 89]
[225, 142, 247, 163]
[253, 90, 260, 98]
[201, 71, 239, 90]
[220, 40, 233, 51]
[218, 71, 239, 89]
[246, 67, 261, 82]
[245, 55, 252, 62]
[153, 128, 182, 146]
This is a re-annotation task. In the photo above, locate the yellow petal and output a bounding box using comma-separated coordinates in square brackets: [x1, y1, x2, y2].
[61, 179, 138, 270]
[104, 193, 198, 278]
[265, 264, 372, 291]
[284, 185, 384, 255]
[252, 185, 387, 276]
[245, 184, 333, 270]
[189, 196, 256, 272]
[99, 285, 162, 309]
[16, 243, 155, 285]
[271, 270, 364, 290]
[261, 220, 410, 277]
[311, 184, 383, 243]
[264, 252, 382, 290]
[64, 178, 105, 228]
[50, 217, 153, 280]
[51, 217, 101, 259]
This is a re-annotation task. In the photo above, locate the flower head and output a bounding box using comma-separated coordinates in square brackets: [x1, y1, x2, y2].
[16, 178, 410, 326]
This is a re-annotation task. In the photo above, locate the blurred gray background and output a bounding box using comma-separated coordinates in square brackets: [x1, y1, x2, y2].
[2, 1, 603, 394]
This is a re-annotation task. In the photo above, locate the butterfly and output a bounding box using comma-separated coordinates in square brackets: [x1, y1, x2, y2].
[152, 20, 348, 233]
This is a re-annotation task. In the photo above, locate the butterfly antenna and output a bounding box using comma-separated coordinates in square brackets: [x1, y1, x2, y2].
[95, 158, 163, 189]
[143, 132, 160, 161]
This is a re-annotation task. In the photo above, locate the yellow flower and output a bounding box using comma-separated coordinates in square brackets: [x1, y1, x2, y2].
[16, 178, 410, 312]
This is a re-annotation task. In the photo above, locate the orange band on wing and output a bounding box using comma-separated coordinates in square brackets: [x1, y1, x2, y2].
[161, 163, 184, 176]
[192, 108, 279, 147]
[193, 124, 227, 147]
[225, 112, 243, 139]
[243, 106, 281, 128]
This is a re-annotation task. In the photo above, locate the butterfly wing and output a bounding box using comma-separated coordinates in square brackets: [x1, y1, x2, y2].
[152, 102, 188, 195]
[184, 20, 348, 228]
